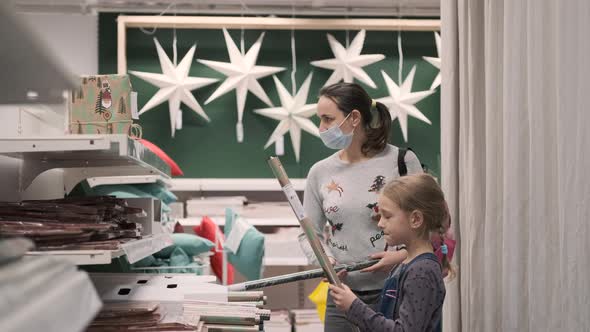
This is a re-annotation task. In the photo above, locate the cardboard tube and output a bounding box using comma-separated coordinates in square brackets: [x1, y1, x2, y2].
[228, 259, 380, 291]
[228, 291, 264, 302]
[204, 324, 260, 332]
[198, 312, 259, 326]
[268, 156, 342, 286]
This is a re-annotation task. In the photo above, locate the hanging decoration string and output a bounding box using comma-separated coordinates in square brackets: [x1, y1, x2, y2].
[290, 1, 297, 95]
[234, 0, 255, 143]
[397, 30, 403, 84]
[345, 0, 350, 47]
[396, 1, 405, 84]
[240, 14, 245, 54]
[172, 3, 177, 66]
[138, 2, 176, 35]
[172, 34, 178, 65]
[171, 2, 183, 130]
[238, 0, 253, 54]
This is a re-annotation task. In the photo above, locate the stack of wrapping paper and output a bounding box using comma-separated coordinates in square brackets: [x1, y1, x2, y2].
[0, 196, 144, 250]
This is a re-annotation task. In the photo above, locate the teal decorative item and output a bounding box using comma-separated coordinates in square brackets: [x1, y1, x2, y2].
[169, 246, 191, 267]
[154, 233, 214, 259]
[224, 208, 265, 280]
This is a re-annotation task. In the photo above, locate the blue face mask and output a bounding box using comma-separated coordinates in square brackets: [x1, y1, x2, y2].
[319, 113, 354, 150]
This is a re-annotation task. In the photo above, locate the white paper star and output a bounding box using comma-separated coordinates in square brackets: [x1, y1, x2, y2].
[377, 67, 435, 142]
[198, 28, 285, 142]
[129, 38, 218, 137]
[254, 73, 319, 162]
[423, 32, 441, 90]
[311, 30, 385, 89]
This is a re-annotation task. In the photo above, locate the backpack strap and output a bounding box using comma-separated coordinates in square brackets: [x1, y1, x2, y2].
[398, 147, 429, 175]
[397, 147, 412, 177]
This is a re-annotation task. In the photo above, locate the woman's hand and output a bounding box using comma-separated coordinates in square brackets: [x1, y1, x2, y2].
[328, 256, 337, 266]
[329, 283, 357, 312]
[321, 257, 338, 282]
[361, 249, 408, 273]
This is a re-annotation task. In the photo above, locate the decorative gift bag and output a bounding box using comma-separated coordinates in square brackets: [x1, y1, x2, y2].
[69, 74, 141, 137]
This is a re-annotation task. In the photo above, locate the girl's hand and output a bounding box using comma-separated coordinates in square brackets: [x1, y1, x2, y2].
[329, 283, 357, 312]
[361, 249, 408, 273]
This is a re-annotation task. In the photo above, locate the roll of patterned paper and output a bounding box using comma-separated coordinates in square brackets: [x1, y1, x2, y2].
[198, 312, 259, 326]
[267, 156, 341, 286]
[204, 324, 260, 332]
[228, 258, 380, 291]
[184, 299, 265, 309]
[183, 303, 270, 321]
[226, 301, 265, 308]
[227, 291, 265, 302]
[183, 300, 258, 307]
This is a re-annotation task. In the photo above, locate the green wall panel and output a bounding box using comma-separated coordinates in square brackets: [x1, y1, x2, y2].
[99, 14, 440, 179]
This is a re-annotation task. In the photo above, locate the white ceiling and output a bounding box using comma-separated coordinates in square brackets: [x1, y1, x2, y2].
[14, 0, 440, 17]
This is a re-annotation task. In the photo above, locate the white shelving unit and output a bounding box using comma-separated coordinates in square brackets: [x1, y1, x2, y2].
[264, 257, 309, 266]
[0, 134, 171, 192]
[171, 178, 306, 191]
[0, 4, 181, 331]
[91, 273, 228, 303]
[0, 134, 175, 266]
[87, 174, 172, 188]
[178, 216, 300, 227]
[26, 233, 174, 265]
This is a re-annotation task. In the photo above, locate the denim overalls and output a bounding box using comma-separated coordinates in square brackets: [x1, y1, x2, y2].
[378, 252, 443, 332]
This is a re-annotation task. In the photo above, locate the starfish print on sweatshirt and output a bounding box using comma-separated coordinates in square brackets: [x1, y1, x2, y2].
[326, 180, 344, 197]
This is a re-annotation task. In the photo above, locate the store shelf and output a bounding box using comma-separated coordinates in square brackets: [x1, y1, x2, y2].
[171, 178, 306, 191]
[91, 273, 228, 303]
[26, 233, 174, 265]
[0, 255, 102, 332]
[87, 174, 172, 188]
[0, 134, 171, 192]
[90, 273, 218, 295]
[179, 216, 300, 227]
[264, 257, 309, 266]
[265, 232, 309, 266]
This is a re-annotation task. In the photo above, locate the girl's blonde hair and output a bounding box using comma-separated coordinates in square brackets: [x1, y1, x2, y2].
[382, 173, 454, 278]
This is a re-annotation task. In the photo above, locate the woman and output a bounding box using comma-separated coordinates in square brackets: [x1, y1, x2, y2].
[300, 82, 423, 332]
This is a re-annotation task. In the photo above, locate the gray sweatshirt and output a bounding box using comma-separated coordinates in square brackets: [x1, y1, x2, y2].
[299, 145, 422, 291]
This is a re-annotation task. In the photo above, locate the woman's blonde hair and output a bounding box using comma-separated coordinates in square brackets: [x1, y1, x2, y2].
[382, 173, 454, 278]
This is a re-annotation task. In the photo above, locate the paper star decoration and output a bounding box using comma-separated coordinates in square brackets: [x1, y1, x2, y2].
[198, 28, 285, 142]
[311, 30, 385, 89]
[422, 32, 441, 90]
[254, 73, 319, 162]
[376, 67, 435, 142]
[129, 38, 218, 137]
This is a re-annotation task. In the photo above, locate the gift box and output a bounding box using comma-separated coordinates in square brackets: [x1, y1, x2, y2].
[69, 74, 137, 135]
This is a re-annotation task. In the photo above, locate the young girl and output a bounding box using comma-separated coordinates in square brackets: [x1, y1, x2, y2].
[329, 173, 452, 332]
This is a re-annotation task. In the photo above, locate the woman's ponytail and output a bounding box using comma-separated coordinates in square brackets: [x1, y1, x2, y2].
[362, 101, 392, 156]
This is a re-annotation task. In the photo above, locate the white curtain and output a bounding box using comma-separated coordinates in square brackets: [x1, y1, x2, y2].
[441, 0, 590, 331]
